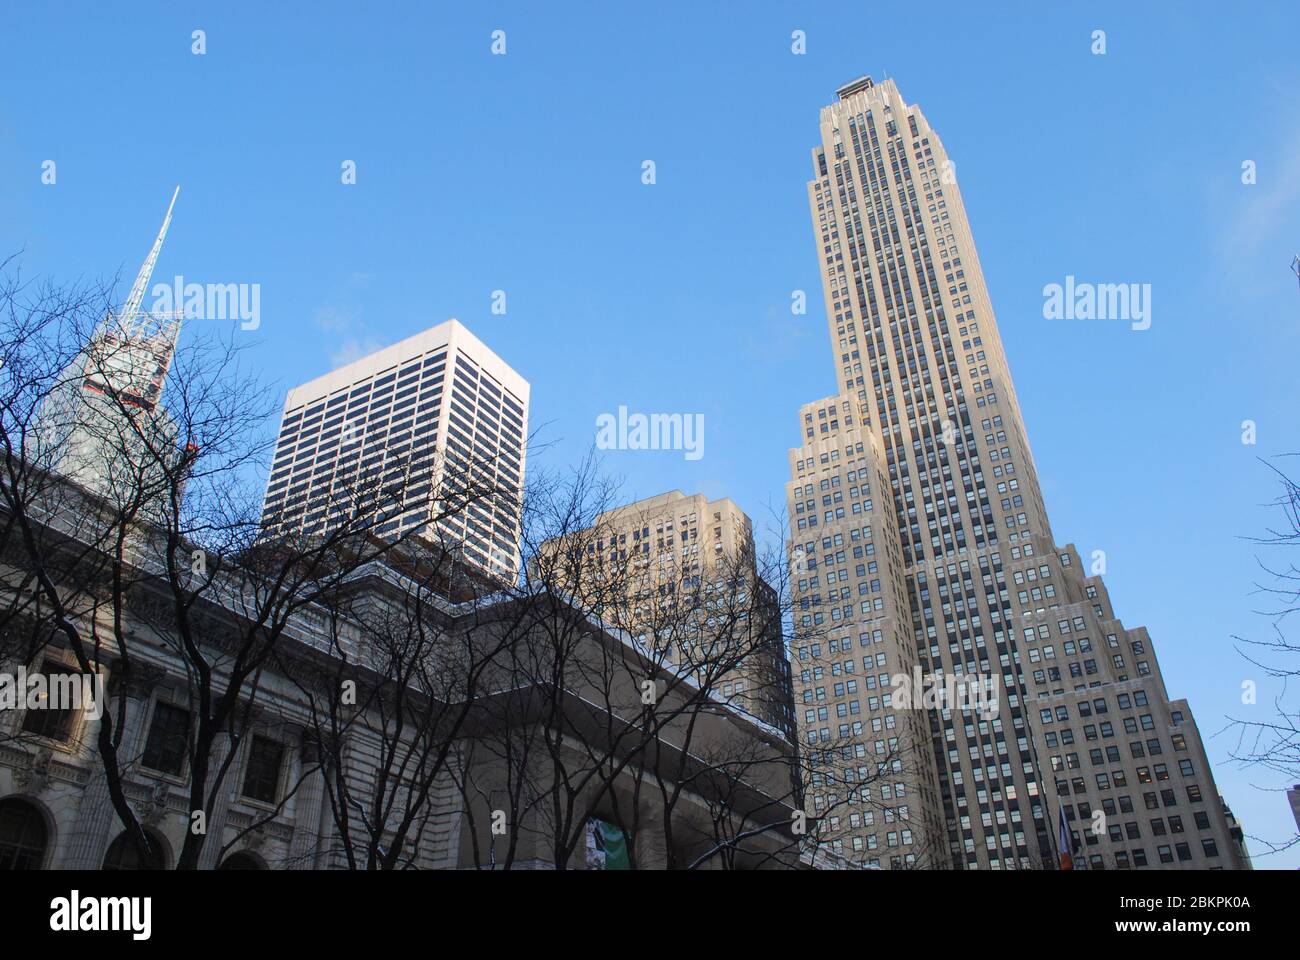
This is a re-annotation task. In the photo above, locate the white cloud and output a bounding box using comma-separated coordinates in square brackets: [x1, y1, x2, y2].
[330, 337, 385, 367]
[312, 304, 361, 334]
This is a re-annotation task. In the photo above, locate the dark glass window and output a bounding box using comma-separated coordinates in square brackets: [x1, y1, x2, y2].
[20, 659, 84, 743]
[241, 737, 285, 804]
[141, 702, 190, 776]
[102, 830, 166, 870]
[218, 852, 263, 870]
[0, 799, 48, 869]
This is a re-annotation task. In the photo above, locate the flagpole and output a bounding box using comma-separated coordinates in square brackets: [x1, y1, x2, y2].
[1056, 798, 1078, 871]
[1046, 795, 1064, 870]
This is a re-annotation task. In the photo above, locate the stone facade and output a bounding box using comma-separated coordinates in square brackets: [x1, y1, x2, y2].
[0, 496, 816, 871]
[786, 76, 1248, 870]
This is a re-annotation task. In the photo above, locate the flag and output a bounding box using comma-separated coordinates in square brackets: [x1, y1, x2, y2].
[1057, 803, 1076, 871]
[585, 817, 630, 870]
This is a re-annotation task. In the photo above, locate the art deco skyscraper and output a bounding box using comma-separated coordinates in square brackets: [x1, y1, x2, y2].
[538, 490, 796, 738]
[786, 77, 1246, 870]
[260, 320, 528, 580]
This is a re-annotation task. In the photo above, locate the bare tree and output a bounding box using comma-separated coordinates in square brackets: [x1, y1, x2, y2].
[0, 261, 513, 869]
[288, 534, 532, 870]
[440, 457, 917, 870]
[1226, 457, 1300, 858]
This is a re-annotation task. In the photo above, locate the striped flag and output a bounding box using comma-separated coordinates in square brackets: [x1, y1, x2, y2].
[1058, 803, 1077, 871]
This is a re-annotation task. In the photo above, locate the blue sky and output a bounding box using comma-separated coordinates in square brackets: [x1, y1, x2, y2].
[3, 2, 1298, 866]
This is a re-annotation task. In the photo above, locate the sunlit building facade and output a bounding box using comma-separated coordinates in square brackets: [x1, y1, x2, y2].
[786, 77, 1247, 870]
[260, 320, 528, 579]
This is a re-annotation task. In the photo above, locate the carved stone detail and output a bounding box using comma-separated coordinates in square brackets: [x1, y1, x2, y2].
[13, 747, 53, 794]
[138, 780, 171, 826]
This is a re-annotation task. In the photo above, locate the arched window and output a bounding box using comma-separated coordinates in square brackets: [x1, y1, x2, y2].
[0, 798, 49, 870]
[218, 852, 264, 870]
[102, 829, 167, 870]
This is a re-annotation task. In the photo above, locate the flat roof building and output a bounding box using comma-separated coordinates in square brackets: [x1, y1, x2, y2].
[260, 319, 528, 580]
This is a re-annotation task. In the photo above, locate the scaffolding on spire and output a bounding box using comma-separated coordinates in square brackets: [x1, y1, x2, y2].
[115, 185, 182, 336]
[86, 187, 185, 411]
[29, 187, 188, 499]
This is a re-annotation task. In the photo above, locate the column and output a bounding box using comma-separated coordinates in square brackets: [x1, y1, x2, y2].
[287, 731, 328, 869]
[60, 660, 166, 869]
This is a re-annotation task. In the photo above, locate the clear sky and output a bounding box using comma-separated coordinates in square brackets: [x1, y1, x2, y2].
[3, 1, 1298, 866]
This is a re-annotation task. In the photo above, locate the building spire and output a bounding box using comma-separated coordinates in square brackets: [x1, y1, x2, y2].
[118, 186, 180, 336]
